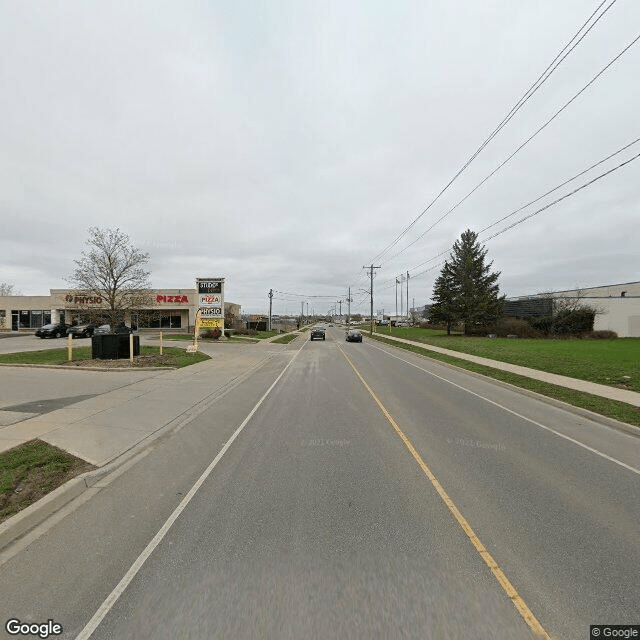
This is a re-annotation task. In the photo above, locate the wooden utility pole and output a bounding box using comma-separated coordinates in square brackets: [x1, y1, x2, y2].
[363, 265, 381, 335]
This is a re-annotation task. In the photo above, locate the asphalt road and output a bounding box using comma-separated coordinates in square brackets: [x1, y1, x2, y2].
[0, 326, 638, 639]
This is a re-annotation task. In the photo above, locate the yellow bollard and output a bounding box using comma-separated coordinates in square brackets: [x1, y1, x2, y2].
[129, 333, 134, 363]
[159, 331, 163, 355]
[68, 333, 72, 361]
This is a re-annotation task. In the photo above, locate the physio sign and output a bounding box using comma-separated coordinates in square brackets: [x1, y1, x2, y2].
[196, 277, 225, 336]
[199, 307, 222, 317]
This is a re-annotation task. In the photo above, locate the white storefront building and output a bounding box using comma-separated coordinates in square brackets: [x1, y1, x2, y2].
[0, 289, 240, 332]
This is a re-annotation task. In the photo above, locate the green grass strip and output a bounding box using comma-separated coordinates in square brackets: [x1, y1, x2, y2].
[0, 346, 209, 368]
[271, 334, 298, 344]
[369, 333, 640, 428]
[373, 327, 639, 392]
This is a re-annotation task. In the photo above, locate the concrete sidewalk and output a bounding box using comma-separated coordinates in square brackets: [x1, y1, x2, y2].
[372, 333, 640, 407]
[0, 346, 277, 463]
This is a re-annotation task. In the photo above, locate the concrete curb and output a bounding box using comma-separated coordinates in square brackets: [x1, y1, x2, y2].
[0, 363, 178, 371]
[0, 477, 87, 550]
[0, 351, 276, 552]
[369, 334, 640, 438]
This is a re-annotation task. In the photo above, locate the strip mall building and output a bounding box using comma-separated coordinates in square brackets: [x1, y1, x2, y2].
[0, 289, 241, 332]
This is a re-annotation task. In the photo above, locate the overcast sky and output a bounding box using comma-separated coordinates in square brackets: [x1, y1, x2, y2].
[1, 1, 638, 315]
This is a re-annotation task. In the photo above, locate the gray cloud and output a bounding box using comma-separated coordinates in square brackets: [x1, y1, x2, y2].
[1, 1, 638, 313]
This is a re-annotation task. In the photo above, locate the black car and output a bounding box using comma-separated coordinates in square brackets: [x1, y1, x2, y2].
[346, 329, 363, 343]
[310, 326, 326, 341]
[35, 323, 68, 339]
[67, 323, 97, 339]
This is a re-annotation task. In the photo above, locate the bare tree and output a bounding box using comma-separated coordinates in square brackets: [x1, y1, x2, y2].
[0, 283, 20, 296]
[68, 227, 155, 331]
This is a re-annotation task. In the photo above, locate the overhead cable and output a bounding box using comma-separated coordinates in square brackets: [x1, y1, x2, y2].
[382, 30, 640, 265]
[369, 0, 619, 264]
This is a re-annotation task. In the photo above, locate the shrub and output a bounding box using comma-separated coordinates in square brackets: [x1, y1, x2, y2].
[233, 327, 257, 336]
[496, 318, 543, 338]
[551, 309, 595, 335]
[201, 328, 222, 339]
[529, 316, 553, 335]
[583, 330, 618, 339]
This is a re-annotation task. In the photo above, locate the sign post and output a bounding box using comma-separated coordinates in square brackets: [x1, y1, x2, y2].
[195, 278, 225, 343]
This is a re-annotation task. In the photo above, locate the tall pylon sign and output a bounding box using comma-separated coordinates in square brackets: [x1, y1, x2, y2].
[196, 277, 225, 338]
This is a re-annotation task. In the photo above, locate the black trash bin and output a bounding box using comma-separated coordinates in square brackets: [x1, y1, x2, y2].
[92, 334, 140, 359]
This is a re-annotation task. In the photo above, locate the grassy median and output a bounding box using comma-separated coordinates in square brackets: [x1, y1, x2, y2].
[0, 440, 94, 523]
[0, 346, 210, 368]
[369, 333, 640, 428]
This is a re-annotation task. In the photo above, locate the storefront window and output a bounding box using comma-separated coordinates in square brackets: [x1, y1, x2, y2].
[138, 314, 182, 329]
[31, 310, 43, 328]
[13, 310, 53, 328]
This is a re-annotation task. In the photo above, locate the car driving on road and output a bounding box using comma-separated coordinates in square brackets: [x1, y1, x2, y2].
[345, 329, 363, 343]
[310, 326, 326, 341]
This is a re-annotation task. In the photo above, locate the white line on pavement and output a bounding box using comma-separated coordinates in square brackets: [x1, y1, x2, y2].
[367, 341, 640, 477]
[75, 343, 305, 640]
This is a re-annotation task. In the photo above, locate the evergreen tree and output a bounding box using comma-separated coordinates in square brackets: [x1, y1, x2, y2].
[430, 229, 504, 334]
[429, 260, 457, 335]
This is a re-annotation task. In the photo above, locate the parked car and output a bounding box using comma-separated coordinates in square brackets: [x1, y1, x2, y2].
[35, 323, 68, 339]
[66, 323, 97, 339]
[310, 326, 326, 341]
[93, 324, 111, 335]
[346, 329, 363, 343]
[94, 323, 133, 335]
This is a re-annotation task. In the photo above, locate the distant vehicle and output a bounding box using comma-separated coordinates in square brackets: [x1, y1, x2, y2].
[35, 323, 68, 339]
[395, 321, 410, 327]
[93, 323, 133, 335]
[378, 320, 389, 326]
[66, 323, 97, 339]
[346, 329, 363, 343]
[310, 326, 326, 341]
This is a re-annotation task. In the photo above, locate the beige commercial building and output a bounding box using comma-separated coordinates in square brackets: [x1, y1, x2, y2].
[0, 289, 240, 333]
[509, 281, 640, 337]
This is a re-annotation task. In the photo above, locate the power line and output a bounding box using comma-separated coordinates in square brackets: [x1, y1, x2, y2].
[382, 30, 640, 265]
[273, 290, 342, 298]
[481, 149, 640, 243]
[369, 0, 618, 264]
[374, 142, 640, 292]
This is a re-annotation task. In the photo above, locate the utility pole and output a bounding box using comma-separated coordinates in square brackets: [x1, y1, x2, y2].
[363, 265, 381, 335]
[346, 286, 353, 325]
[406, 271, 410, 320]
[268, 289, 273, 331]
[400, 274, 404, 318]
[301, 301, 304, 325]
[395, 278, 398, 317]
[338, 300, 342, 317]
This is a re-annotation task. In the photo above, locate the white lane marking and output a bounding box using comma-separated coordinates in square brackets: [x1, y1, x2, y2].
[75, 345, 305, 639]
[367, 341, 640, 477]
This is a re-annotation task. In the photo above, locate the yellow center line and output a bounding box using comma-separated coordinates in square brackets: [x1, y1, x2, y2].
[338, 345, 551, 640]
